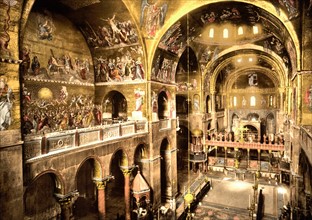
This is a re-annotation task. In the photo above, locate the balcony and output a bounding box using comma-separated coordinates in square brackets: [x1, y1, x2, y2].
[159, 118, 171, 130]
[205, 140, 284, 151]
[24, 120, 148, 161]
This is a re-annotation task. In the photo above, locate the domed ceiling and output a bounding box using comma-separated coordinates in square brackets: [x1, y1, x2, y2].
[154, 1, 295, 90]
[29, 0, 297, 89]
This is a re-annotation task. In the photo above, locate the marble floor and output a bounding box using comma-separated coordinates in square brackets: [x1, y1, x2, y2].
[191, 177, 280, 220]
[74, 169, 289, 219]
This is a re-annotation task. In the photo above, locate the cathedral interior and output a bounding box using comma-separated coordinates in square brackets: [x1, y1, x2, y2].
[0, 0, 312, 219]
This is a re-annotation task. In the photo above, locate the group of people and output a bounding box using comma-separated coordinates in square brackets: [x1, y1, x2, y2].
[87, 15, 138, 48]
[21, 92, 102, 136]
[95, 55, 144, 82]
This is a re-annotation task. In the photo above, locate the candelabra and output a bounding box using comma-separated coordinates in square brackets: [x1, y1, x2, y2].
[247, 172, 259, 219]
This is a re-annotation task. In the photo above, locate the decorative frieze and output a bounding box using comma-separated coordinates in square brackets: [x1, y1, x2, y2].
[121, 124, 135, 136]
[47, 135, 75, 152]
[79, 130, 100, 145]
[103, 125, 120, 139]
[24, 138, 42, 160]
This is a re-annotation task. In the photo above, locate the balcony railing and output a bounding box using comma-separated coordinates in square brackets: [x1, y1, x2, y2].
[159, 118, 171, 130]
[206, 140, 284, 151]
[24, 120, 148, 161]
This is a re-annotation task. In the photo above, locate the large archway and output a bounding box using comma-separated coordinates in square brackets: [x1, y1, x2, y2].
[106, 149, 128, 219]
[24, 173, 62, 219]
[102, 91, 127, 123]
[74, 159, 99, 218]
[134, 144, 148, 178]
[158, 91, 169, 120]
[160, 138, 171, 204]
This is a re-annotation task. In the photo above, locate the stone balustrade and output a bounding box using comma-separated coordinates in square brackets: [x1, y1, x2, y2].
[159, 118, 171, 130]
[24, 120, 148, 161]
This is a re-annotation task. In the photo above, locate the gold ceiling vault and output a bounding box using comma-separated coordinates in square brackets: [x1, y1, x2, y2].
[143, 0, 300, 73]
[205, 46, 288, 94]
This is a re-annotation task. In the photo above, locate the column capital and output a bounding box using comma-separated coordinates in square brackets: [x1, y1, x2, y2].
[93, 175, 114, 189]
[94, 180, 106, 189]
[120, 165, 137, 176]
[278, 87, 285, 93]
[55, 190, 79, 206]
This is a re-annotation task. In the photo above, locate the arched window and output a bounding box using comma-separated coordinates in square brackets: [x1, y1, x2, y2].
[250, 96, 256, 106]
[253, 25, 259, 34]
[209, 28, 214, 38]
[238, 26, 243, 35]
[269, 95, 274, 107]
[223, 28, 229, 38]
[233, 96, 237, 107]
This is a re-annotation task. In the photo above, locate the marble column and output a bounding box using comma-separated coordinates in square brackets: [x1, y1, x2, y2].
[279, 87, 284, 111]
[94, 179, 106, 220]
[247, 149, 250, 168]
[211, 91, 217, 130]
[55, 191, 79, 220]
[224, 147, 227, 167]
[257, 149, 261, 169]
[234, 148, 239, 169]
[121, 168, 133, 220]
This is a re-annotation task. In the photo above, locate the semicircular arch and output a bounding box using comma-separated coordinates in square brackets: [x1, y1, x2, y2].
[150, 0, 299, 79]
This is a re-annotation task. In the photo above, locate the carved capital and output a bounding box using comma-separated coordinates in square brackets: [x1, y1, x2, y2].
[121, 168, 132, 176]
[55, 190, 79, 207]
[120, 165, 137, 176]
[94, 180, 106, 190]
[93, 175, 114, 189]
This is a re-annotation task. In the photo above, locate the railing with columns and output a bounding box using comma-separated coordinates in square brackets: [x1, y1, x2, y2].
[159, 118, 171, 130]
[206, 140, 284, 151]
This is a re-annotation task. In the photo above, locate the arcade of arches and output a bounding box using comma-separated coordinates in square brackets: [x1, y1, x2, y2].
[0, 0, 312, 219]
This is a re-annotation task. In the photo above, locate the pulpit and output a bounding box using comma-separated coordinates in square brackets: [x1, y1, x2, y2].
[189, 128, 207, 172]
[131, 171, 150, 219]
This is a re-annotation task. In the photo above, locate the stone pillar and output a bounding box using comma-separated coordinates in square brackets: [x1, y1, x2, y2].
[55, 191, 79, 220]
[257, 149, 261, 169]
[234, 148, 239, 169]
[94, 179, 107, 220]
[279, 88, 284, 111]
[247, 149, 250, 168]
[121, 168, 132, 220]
[211, 92, 217, 130]
[224, 147, 227, 167]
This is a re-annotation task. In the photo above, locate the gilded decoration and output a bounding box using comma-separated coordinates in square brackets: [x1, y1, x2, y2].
[0, 0, 18, 57]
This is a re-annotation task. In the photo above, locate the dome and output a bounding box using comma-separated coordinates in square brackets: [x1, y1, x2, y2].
[132, 171, 150, 194]
[192, 128, 203, 137]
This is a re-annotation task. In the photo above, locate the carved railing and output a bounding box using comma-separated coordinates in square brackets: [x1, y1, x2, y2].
[159, 118, 171, 130]
[24, 120, 148, 161]
[206, 140, 284, 151]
